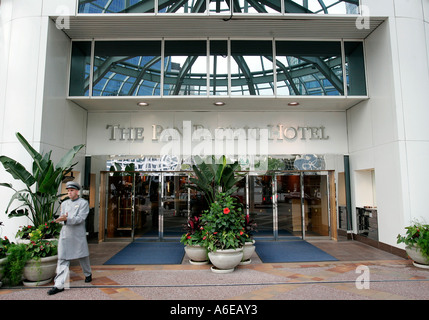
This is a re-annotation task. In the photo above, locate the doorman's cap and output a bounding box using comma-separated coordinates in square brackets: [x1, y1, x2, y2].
[66, 181, 81, 190]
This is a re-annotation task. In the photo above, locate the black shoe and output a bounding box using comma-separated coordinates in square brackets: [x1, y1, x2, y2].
[47, 287, 64, 295]
[85, 274, 92, 283]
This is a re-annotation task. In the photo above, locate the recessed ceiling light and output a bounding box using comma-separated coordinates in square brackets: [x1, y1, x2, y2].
[288, 102, 300, 106]
[214, 101, 225, 106]
[137, 102, 149, 107]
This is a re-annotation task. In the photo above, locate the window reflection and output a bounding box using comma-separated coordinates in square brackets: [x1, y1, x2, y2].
[93, 41, 162, 96]
[79, 0, 155, 14]
[210, 40, 228, 95]
[234, 0, 281, 13]
[78, 0, 359, 14]
[69, 39, 366, 97]
[160, 0, 207, 13]
[231, 40, 274, 96]
[276, 41, 343, 96]
[163, 40, 207, 96]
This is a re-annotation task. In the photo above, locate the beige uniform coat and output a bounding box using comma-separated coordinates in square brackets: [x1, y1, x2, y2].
[58, 197, 90, 260]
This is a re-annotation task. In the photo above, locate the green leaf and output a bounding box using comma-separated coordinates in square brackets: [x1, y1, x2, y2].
[55, 144, 84, 171]
[15, 132, 43, 164]
[0, 156, 36, 187]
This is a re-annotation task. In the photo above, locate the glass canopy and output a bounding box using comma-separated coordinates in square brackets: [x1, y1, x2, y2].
[70, 39, 366, 97]
[78, 0, 360, 14]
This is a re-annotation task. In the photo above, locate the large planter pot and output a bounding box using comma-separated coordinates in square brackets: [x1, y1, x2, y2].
[23, 255, 58, 286]
[240, 240, 256, 265]
[208, 247, 243, 273]
[406, 246, 429, 269]
[0, 257, 6, 283]
[184, 245, 209, 265]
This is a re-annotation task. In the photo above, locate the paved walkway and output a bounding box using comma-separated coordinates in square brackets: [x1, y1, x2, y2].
[1, 240, 428, 306]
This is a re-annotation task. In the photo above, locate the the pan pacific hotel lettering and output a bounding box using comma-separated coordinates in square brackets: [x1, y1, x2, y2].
[105, 123, 329, 142]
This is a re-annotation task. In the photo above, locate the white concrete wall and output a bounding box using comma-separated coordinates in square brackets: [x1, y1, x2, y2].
[349, 0, 429, 247]
[0, 0, 84, 240]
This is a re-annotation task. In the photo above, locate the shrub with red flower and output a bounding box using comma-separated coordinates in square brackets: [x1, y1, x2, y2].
[0, 236, 11, 259]
[397, 220, 429, 263]
[15, 219, 62, 240]
[201, 193, 247, 251]
[26, 239, 58, 259]
[180, 215, 205, 246]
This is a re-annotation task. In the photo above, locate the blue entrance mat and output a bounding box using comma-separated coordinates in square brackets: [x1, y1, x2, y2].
[104, 242, 185, 265]
[255, 240, 338, 263]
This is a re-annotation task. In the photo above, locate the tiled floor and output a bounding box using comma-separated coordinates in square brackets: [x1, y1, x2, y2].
[1, 239, 428, 303]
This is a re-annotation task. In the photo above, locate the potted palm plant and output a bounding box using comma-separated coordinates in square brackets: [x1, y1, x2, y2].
[0, 132, 84, 227]
[201, 192, 246, 273]
[0, 132, 84, 285]
[397, 220, 429, 269]
[188, 155, 244, 208]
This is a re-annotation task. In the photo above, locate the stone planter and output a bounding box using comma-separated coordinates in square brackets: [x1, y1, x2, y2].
[406, 246, 429, 269]
[184, 245, 209, 265]
[240, 240, 255, 265]
[208, 247, 243, 273]
[0, 257, 6, 285]
[23, 255, 58, 285]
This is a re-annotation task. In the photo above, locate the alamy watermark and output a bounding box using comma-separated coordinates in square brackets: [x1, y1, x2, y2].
[157, 121, 269, 172]
[355, 265, 370, 289]
[356, 5, 370, 30]
[55, 5, 70, 30]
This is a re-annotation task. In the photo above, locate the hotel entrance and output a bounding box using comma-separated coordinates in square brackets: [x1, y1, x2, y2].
[99, 170, 335, 242]
[248, 172, 331, 240]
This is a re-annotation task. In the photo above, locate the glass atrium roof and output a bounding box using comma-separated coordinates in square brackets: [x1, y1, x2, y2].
[70, 39, 366, 99]
[78, 0, 360, 14]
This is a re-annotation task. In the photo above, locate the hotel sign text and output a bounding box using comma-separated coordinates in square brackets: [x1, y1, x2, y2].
[105, 122, 330, 142]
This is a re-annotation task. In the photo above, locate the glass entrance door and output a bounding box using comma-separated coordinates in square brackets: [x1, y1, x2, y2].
[160, 173, 190, 239]
[249, 175, 274, 239]
[276, 173, 303, 239]
[105, 172, 157, 240]
[303, 172, 330, 237]
[105, 171, 192, 241]
[247, 172, 331, 240]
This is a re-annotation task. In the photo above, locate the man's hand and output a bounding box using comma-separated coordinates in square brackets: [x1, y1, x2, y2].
[55, 213, 68, 222]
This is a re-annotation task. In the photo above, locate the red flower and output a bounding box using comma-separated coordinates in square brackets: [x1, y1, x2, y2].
[187, 235, 191, 239]
[240, 231, 244, 235]
[223, 208, 230, 214]
[203, 236, 207, 240]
